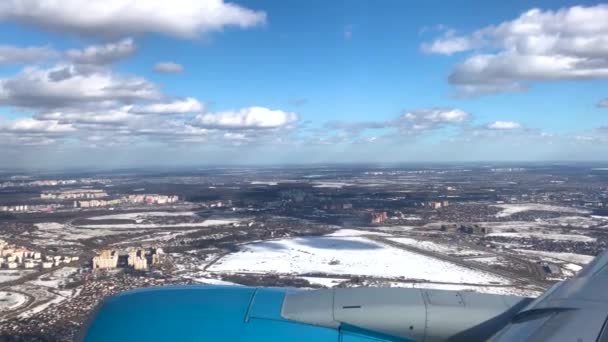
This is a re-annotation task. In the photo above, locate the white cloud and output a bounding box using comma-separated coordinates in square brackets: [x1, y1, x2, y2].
[400, 108, 470, 130]
[35, 109, 136, 126]
[0, 64, 160, 109]
[0, 0, 266, 38]
[485, 121, 522, 130]
[422, 4, 608, 96]
[66, 38, 136, 65]
[153, 62, 184, 73]
[193, 106, 298, 129]
[2, 118, 75, 133]
[598, 98, 608, 108]
[129, 97, 204, 114]
[0, 45, 57, 64]
[421, 31, 474, 55]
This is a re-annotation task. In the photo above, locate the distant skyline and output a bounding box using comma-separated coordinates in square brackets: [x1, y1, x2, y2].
[1, 0, 608, 168]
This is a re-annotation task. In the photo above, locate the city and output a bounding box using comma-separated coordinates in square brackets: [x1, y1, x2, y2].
[1, 0, 608, 340]
[0, 164, 606, 340]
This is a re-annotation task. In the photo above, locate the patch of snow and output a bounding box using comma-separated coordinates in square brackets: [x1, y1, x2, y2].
[513, 250, 594, 265]
[389, 238, 485, 256]
[492, 203, 589, 218]
[0, 270, 35, 284]
[192, 277, 243, 286]
[325, 229, 391, 237]
[563, 263, 583, 273]
[77, 218, 244, 229]
[469, 257, 499, 264]
[87, 211, 196, 221]
[28, 267, 78, 288]
[388, 282, 542, 297]
[210, 236, 509, 285]
[0, 291, 28, 313]
[250, 181, 278, 186]
[312, 182, 353, 188]
[18, 295, 67, 318]
[34, 222, 63, 230]
[301, 277, 347, 288]
[487, 232, 595, 242]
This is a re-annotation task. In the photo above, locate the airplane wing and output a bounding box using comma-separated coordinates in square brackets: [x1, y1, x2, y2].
[78, 251, 608, 342]
[490, 249, 608, 342]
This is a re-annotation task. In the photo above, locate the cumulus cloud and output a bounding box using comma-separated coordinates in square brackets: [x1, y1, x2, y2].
[322, 108, 472, 143]
[0, 0, 266, 38]
[598, 98, 608, 108]
[421, 30, 474, 55]
[0, 64, 160, 109]
[422, 4, 608, 96]
[0, 45, 57, 64]
[2, 118, 75, 133]
[193, 106, 298, 129]
[35, 109, 137, 126]
[129, 97, 204, 114]
[66, 38, 136, 65]
[399, 108, 470, 130]
[153, 62, 184, 73]
[325, 120, 390, 133]
[485, 121, 522, 130]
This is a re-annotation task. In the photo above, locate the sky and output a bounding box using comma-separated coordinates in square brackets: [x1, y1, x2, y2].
[0, 0, 607, 169]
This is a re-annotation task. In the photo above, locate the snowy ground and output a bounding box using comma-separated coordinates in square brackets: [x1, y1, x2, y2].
[486, 232, 595, 242]
[10, 284, 81, 319]
[33, 222, 141, 241]
[27, 267, 78, 288]
[0, 270, 35, 284]
[492, 203, 589, 218]
[369, 225, 416, 232]
[210, 236, 509, 285]
[545, 215, 607, 228]
[325, 229, 391, 237]
[0, 291, 28, 313]
[301, 277, 347, 288]
[467, 256, 499, 265]
[513, 250, 594, 265]
[387, 282, 542, 298]
[312, 182, 354, 188]
[76, 218, 246, 229]
[86, 211, 197, 221]
[250, 181, 278, 186]
[388, 237, 487, 257]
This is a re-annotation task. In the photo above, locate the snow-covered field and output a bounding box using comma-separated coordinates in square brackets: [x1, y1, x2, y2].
[250, 181, 278, 186]
[0, 291, 28, 313]
[77, 218, 245, 229]
[33, 222, 139, 241]
[312, 182, 353, 188]
[0, 270, 35, 284]
[371, 226, 416, 232]
[486, 232, 595, 242]
[513, 250, 594, 265]
[467, 256, 499, 265]
[325, 229, 390, 237]
[210, 236, 509, 285]
[11, 284, 81, 319]
[388, 237, 486, 257]
[86, 211, 196, 221]
[28, 267, 78, 288]
[492, 204, 589, 218]
[546, 216, 606, 228]
[389, 282, 542, 297]
[301, 277, 346, 288]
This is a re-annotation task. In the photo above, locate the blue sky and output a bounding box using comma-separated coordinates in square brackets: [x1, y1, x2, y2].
[0, 0, 607, 168]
